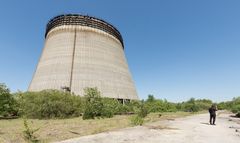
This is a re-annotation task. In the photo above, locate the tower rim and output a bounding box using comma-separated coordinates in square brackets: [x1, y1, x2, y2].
[45, 14, 124, 48]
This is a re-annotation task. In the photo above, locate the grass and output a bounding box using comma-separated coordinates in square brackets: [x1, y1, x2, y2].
[0, 112, 198, 143]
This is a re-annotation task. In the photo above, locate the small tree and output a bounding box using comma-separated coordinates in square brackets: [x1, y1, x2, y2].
[17, 90, 83, 119]
[0, 83, 17, 117]
[83, 87, 112, 119]
[130, 115, 144, 126]
[182, 98, 200, 112]
[137, 101, 148, 118]
[146, 94, 155, 102]
[23, 118, 40, 142]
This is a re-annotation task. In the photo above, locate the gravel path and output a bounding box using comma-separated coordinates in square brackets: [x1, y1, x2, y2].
[57, 112, 240, 143]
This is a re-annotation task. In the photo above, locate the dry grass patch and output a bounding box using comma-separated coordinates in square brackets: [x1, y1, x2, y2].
[0, 115, 132, 143]
[0, 112, 197, 143]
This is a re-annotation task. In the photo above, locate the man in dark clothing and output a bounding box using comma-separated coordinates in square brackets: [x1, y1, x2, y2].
[209, 104, 217, 125]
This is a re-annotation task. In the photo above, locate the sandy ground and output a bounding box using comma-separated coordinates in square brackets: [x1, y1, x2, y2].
[58, 112, 240, 143]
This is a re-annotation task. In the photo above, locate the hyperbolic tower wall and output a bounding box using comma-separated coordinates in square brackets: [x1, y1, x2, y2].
[28, 14, 138, 100]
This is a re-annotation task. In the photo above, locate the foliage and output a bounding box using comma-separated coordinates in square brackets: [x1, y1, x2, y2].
[82, 87, 114, 119]
[130, 100, 148, 126]
[216, 102, 227, 110]
[100, 98, 117, 117]
[0, 83, 18, 117]
[231, 105, 240, 113]
[146, 94, 155, 102]
[182, 98, 200, 112]
[145, 95, 177, 113]
[136, 101, 148, 118]
[217, 97, 240, 117]
[130, 115, 144, 126]
[179, 98, 212, 112]
[23, 118, 39, 143]
[18, 90, 83, 119]
[232, 97, 240, 117]
[4, 82, 239, 120]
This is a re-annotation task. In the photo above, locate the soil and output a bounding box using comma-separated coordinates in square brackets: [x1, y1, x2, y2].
[57, 111, 240, 143]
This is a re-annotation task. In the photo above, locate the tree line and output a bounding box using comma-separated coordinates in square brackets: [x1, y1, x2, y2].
[0, 83, 239, 120]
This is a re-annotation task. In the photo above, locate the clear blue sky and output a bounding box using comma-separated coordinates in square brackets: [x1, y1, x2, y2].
[0, 0, 240, 102]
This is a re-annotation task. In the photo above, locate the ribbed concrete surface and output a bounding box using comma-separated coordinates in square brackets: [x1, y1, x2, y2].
[29, 25, 138, 100]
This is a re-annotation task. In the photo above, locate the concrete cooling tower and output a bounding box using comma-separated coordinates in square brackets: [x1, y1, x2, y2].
[29, 14, 138, 100]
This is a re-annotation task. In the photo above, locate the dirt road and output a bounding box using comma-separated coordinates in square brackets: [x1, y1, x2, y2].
[58, 112, 240, 143]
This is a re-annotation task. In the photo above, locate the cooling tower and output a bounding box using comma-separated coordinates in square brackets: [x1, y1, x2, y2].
[28, 14, 138, 100]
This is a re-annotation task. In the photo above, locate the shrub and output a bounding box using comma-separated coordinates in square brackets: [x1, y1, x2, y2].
[82, 87, 114, 119]
[144, 95, 178, 113]
[101, 106, 114, 118]
[18, 90, 83, 119]
[195, 99, 212, 110]
[231, 105, 240, 113]
[137, 102, 148, 118]
[101, 98, 124, 117]
[101, 98, 120, 115]
[115, 104, 132, 114]
[183, 103, 199, 112]
[0, 83, 18, 117]
[182, 98, 200, 112]
[163, 100, 177, 112]
[145, 99, 175, 113]
[82, 87, 103, 119]
[130, 115, 144, 126]
[23, 118, 40, 143]
[217, 102, 227, 110]
[146, 94, 155, 102]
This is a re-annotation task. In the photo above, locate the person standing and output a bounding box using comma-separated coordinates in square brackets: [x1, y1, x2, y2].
[209, 104, 218, 125]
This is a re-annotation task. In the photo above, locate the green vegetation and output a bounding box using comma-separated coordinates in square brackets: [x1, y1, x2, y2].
[0, 112, 194, 143]
[0, 83, 18, 117]
[5, 82, 239, 142]
[23, 118, 40, 143]
[13, 87, 142, 120]
[130, 115, 144, 125]
[130, 101, 148, 125]
[177, 98, 213, 112]
[144, 95, 177, 113]
[1, 82, 239, 121]
[144, 95, 212, 113]
[17, 90, 83, 119]
[83, 87, 115, 119]
[217, 97, 240, 117]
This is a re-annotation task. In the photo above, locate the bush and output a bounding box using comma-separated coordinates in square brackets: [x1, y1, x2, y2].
[137, 101, 148, 118]
[18, 90, 83, 119]
[82, 87, 103, 119]
[101, 107, 114, 118]
[101, 98, 120, 115]
[183, 103, 199, 112]
[145, 96, 177, 113]
[129, 101, 148, 126]
[195, 99, 212, 110]
[163, 100, 177, 112]
[146, 94, 155, 102]
[0, 83, 18, 117]
[82, 87, 114, 119]
[130, 115, 144, 126]
[231, 105, 240, 113]
[217, 102, 227, 110]
[23, 118, 40, 143]
[182, 98, 200, 112]
[145, 99, 165, 113]
[115, 104, 132, 114]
